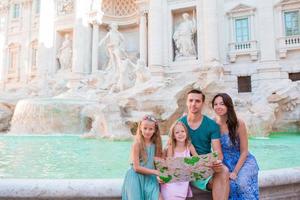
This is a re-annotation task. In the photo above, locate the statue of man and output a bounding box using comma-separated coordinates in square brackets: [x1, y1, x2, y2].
[99, 23, 130, 90]
[173, 13, 197, 60]
[57, 34, 72, 71]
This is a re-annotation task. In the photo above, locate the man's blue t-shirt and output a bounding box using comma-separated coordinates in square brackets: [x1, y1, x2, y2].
[180, 115, 221, 155]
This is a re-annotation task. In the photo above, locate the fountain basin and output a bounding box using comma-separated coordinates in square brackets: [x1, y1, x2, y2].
[0, 168, 299, 200]
[9, 99, 96, 134]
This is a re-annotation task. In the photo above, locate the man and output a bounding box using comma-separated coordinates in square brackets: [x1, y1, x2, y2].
[180, 89, 229, 199]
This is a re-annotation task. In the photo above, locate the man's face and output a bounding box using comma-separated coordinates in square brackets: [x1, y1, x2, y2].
[186, 93, 204, 114]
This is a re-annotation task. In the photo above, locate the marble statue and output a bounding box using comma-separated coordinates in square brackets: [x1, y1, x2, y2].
[99, 23, 136, 92]
[57, 34, 72, 71]
[173, 13, 197, 60]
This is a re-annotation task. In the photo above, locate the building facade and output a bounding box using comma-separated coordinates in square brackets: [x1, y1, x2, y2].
[0, 0, 299, 92]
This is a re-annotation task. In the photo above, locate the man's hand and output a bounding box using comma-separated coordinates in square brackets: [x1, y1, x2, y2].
[212, 159, 223, 172]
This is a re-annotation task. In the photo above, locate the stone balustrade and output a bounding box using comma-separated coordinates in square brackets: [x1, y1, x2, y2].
[228, 40, 259, 62]
[278, 35, 300, 58]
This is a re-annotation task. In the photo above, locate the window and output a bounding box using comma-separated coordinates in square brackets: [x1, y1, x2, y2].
[9, 51, 17, 73]
[12, 4, 20, 19]
[235, 18, 249, 42]
[238, 76, 251, 93]
[284, 11, 300, 36]
[289, 72, 300, 81]
[32, 48, 37, 68]
[35, 0, 40, 14]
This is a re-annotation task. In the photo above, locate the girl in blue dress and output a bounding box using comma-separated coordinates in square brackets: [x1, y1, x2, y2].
[212, 93, 259, 200]
[121, 115, 163, 200]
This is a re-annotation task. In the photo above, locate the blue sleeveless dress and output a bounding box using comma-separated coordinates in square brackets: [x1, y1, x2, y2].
[121, 144, 159, 200]
[220, 133, 259, 200]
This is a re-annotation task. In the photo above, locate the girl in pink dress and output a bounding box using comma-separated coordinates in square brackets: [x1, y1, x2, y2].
[161, 121, 198, 200]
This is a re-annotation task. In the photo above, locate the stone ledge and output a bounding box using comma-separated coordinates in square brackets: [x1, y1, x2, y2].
[0, 168, 299, 200]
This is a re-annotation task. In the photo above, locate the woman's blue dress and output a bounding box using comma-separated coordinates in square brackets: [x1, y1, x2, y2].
[220, 133, 259, 200]
[121, 144, 159, 200]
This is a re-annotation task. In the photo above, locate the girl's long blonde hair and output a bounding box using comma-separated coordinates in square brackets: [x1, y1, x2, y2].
[135, 115, 162, 163]
[168, 121, 191, 157]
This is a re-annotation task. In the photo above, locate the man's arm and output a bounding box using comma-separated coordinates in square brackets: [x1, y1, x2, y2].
[211, 139, 224, 172]
[212, 139, 223, 161]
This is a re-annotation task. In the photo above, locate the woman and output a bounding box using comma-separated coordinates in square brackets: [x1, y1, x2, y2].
[212, 93, 259, 200]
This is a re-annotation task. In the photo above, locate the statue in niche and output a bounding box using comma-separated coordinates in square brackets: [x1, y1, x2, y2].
[173, 12, 197, 60]
[57, 34, 72, 71]
[99, 23, 135, 92]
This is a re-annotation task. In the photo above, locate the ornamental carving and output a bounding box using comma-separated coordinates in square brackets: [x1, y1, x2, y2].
[101, 0, 137, 17]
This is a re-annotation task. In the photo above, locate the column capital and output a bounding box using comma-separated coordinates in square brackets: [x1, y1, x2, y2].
[136, 0, 149, 15]
[88, 10, 103, 25]
[21, 0, 33, 7]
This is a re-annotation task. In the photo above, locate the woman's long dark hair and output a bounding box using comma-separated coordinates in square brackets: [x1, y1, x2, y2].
[212, 93, 239, 145]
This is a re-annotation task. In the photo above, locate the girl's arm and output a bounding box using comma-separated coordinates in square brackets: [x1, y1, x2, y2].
[132, 142, 159, 176]
[232, 119, 248, 176]
[189, 143, 198, 156]
[166, 146, 173, 157]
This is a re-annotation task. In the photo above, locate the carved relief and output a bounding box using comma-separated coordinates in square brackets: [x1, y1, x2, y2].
[57, 0, 74, 16]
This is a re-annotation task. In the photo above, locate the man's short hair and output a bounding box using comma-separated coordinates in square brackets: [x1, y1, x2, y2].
[187, 89, 205, 102]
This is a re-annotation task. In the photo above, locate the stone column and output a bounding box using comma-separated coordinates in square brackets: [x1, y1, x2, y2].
[148, 0, 163, 70]
[202, 0, 220, 64]
[72, 0, 92, 74]
[258, 0, 277, 62]
[91, 22, 99, 73]
[139, 12, 147, 65]
[20, 0, 32, 83]
[37, 0, 55, 76]
[0, 4, 9, 86]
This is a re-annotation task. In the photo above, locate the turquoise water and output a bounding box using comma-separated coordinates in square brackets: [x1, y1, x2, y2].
[0, 133, 299, 179]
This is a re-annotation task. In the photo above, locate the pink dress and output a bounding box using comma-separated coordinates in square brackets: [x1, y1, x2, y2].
[160, 148, 193, 200]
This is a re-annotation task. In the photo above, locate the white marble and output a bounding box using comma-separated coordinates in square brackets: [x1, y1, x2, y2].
[0, 168, 299, 199]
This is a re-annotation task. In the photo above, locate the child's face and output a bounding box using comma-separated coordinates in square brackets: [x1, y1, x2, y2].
[140, 120, 156, 141]
[174, 124, 187, 143]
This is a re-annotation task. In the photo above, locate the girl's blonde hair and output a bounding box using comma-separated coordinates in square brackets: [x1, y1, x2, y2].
[168, 121, 191, 157]
[135, 115, 162, 163]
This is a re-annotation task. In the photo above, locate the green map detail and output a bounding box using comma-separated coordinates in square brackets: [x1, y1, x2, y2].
[212, 151, 218, 158]
[160, 166, 168, 173]
[184, 156, 200, 166]
[160, 175, 172, 183]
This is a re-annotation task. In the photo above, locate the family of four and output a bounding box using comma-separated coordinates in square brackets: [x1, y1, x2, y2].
[122, 89, 259, 200]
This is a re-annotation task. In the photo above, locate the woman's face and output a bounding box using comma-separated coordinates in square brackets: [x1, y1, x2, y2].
[173, 124, 187, 143]
[213, 96, 228, 116]
[140, 120, 156, 141]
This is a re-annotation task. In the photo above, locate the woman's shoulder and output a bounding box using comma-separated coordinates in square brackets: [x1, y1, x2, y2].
[237, 118, 246, 128]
